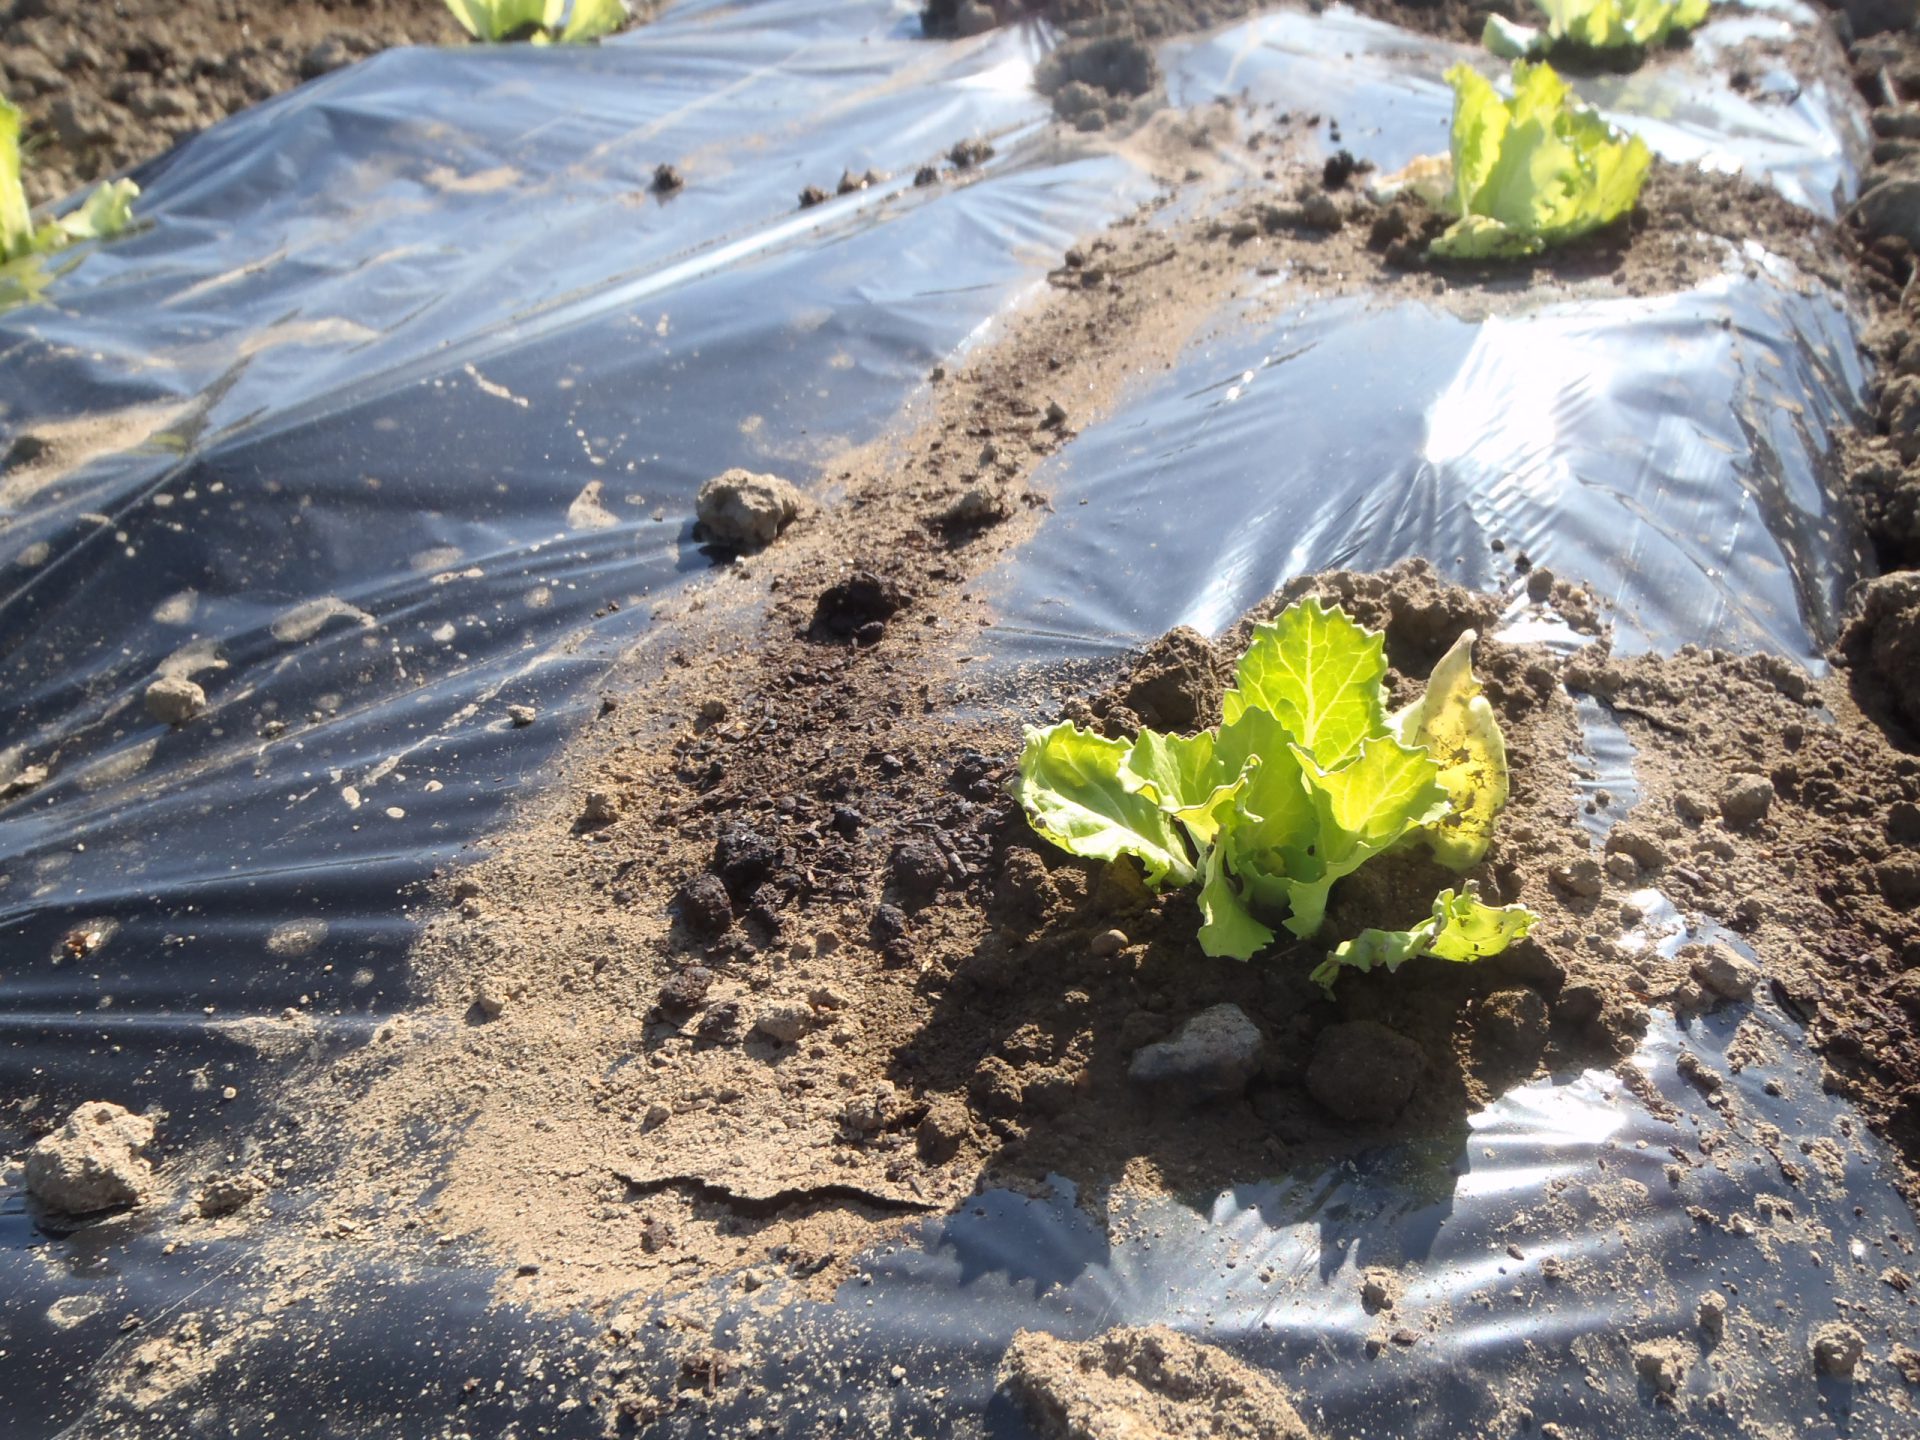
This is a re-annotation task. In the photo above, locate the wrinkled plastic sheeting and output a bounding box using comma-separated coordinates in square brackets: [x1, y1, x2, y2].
[0, 3, 1911, 1438]
[1165, 0, 1867, 217]
[0, 0, 1140, 1121]
[979, 270, 1867, 667]
[750, 999, 1920, 1440]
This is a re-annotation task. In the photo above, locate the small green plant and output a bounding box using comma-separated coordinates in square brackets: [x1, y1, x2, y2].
[1485, 0, 1710, 62]
[442, 0, 627, 44]
[3, 96, 138, 305]
[1431, 60, 1650, 260]
[1012, 598, 1536, 992]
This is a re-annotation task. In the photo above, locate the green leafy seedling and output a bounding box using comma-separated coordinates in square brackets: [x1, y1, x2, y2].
[1011, 598, 1537, 990]
[1485, 0, 1710, 63]
[3, 95, 139, 308]
[1431, 60, 1650, 261]
[443, 0, 627, 44]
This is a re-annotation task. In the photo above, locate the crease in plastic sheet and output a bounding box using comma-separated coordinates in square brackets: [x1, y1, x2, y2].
[978, 269, 1867, 668]
[0, 1, 1913, 1436]
[1165, 0, 1867, 216]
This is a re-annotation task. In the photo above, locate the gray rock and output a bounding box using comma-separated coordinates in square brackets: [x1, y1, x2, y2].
[1128, 1003, 1264, 1100]
[1718, 775, 1774, 830]
[954, 1, 998, 36]
[144, 675, 206, 726]
[26, 1101, 155, 1214]
[695, 469, 802, 549]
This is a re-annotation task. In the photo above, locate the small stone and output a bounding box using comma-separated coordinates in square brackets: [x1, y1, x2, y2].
[1127, 1003, 1265, 1101]
[144, 676, 206, 726]
[695, 469, 803, 549]
[842, 1083, 897, 1134]
[506, 704, 537, 727]
[1697, 1291, 1728, 1343]
[1043, 399, 1069, 428]
[1089, 929, 1128, 958]
[798, 185, 830, 209]
[1548, 857, 1605, 897]
[915, 1097, 971, 1163]
[753, 999, 812, 1045]
[652, 163, 684, 193]
[1674, 791, 1713, 824]
[644, 1102, 671, 1128]
[26, 1102, 156, 1215]
[1718, 775, 1774, 830]
[197, 1172, 264, 1219]
[698, 697, 728, 725]
[1688, 943, 1758, 1002]
[1361, 1268, 1398, 1313]
[1811, 1323, 1865, 1377]
[938, 485, 1008, 527]
[474, 977, 509, 1018]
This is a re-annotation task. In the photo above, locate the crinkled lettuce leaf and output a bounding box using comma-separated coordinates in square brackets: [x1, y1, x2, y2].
[1392, 629, 1509, 869]
[3, 95, 139, 307]
[1014, 722, 1198, 889]
[1433, 61, 1650, 260]
[1486, 0, 1709, 57]
[1310, 888, 1538, 992]
[1197, 844, 1275, 960]
[443, 0, 623, 42]
[1222, 597, 1388, 767]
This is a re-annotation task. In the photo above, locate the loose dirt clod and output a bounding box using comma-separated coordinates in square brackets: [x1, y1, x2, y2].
[25, 1101, 156, 1214]
[1811, 1322, 1866, 1377]
[144, 676, 206, 726]
[694, 469, 803, 549]
[998, 1326, 1319, 1440]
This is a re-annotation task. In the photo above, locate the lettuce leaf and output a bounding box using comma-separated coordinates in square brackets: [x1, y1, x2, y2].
[442, 0, 624, 42]
[1310, 888, 1538, 992]
[1014, 722, 1198, 889]
[3, 95, 139, 308]
[1433, 61, 1650, 260]
[1222, 597, 1388, 767]
[1485, 0, 1709, 58]
[1392, 630, 1508, 868]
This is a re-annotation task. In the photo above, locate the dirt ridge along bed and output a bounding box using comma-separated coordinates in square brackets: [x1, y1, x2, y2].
[234, 103, 1889, 1324]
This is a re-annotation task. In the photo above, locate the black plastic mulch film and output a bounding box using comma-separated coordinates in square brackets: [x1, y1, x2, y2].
[0, 0, 1913, 1436]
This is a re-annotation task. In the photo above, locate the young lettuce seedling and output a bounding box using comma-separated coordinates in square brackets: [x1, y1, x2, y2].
[2, 96, 139, 308]
[1485, 0, 1710, 64]
[1012, 598, 1537, 991]
[1430, 60, 1650, 260]
[442, 0, 628, 44]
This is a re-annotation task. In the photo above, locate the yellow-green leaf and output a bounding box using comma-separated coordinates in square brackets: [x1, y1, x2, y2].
[1222, 598, 1388, 768]
[1392, 629, 1509, 869]
[1196, 845, 1275, 960]
[1012, 722, 1197, 890]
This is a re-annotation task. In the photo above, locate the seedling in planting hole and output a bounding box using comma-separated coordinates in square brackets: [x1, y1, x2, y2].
[1012, 598, 1537, 993]
[1375, 61, 1650, 261]
[442, 0, 628, 44]
[2, 96, 138, 308]
[1485, 0, 1710, 64]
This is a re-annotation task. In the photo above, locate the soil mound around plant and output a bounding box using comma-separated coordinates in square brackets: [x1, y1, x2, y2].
[998, 1325, 1320, 1440]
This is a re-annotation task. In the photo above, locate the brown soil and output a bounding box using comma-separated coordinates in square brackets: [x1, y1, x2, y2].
[998, 1325, 1320, 1439]
[0, 0, 651, 208]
